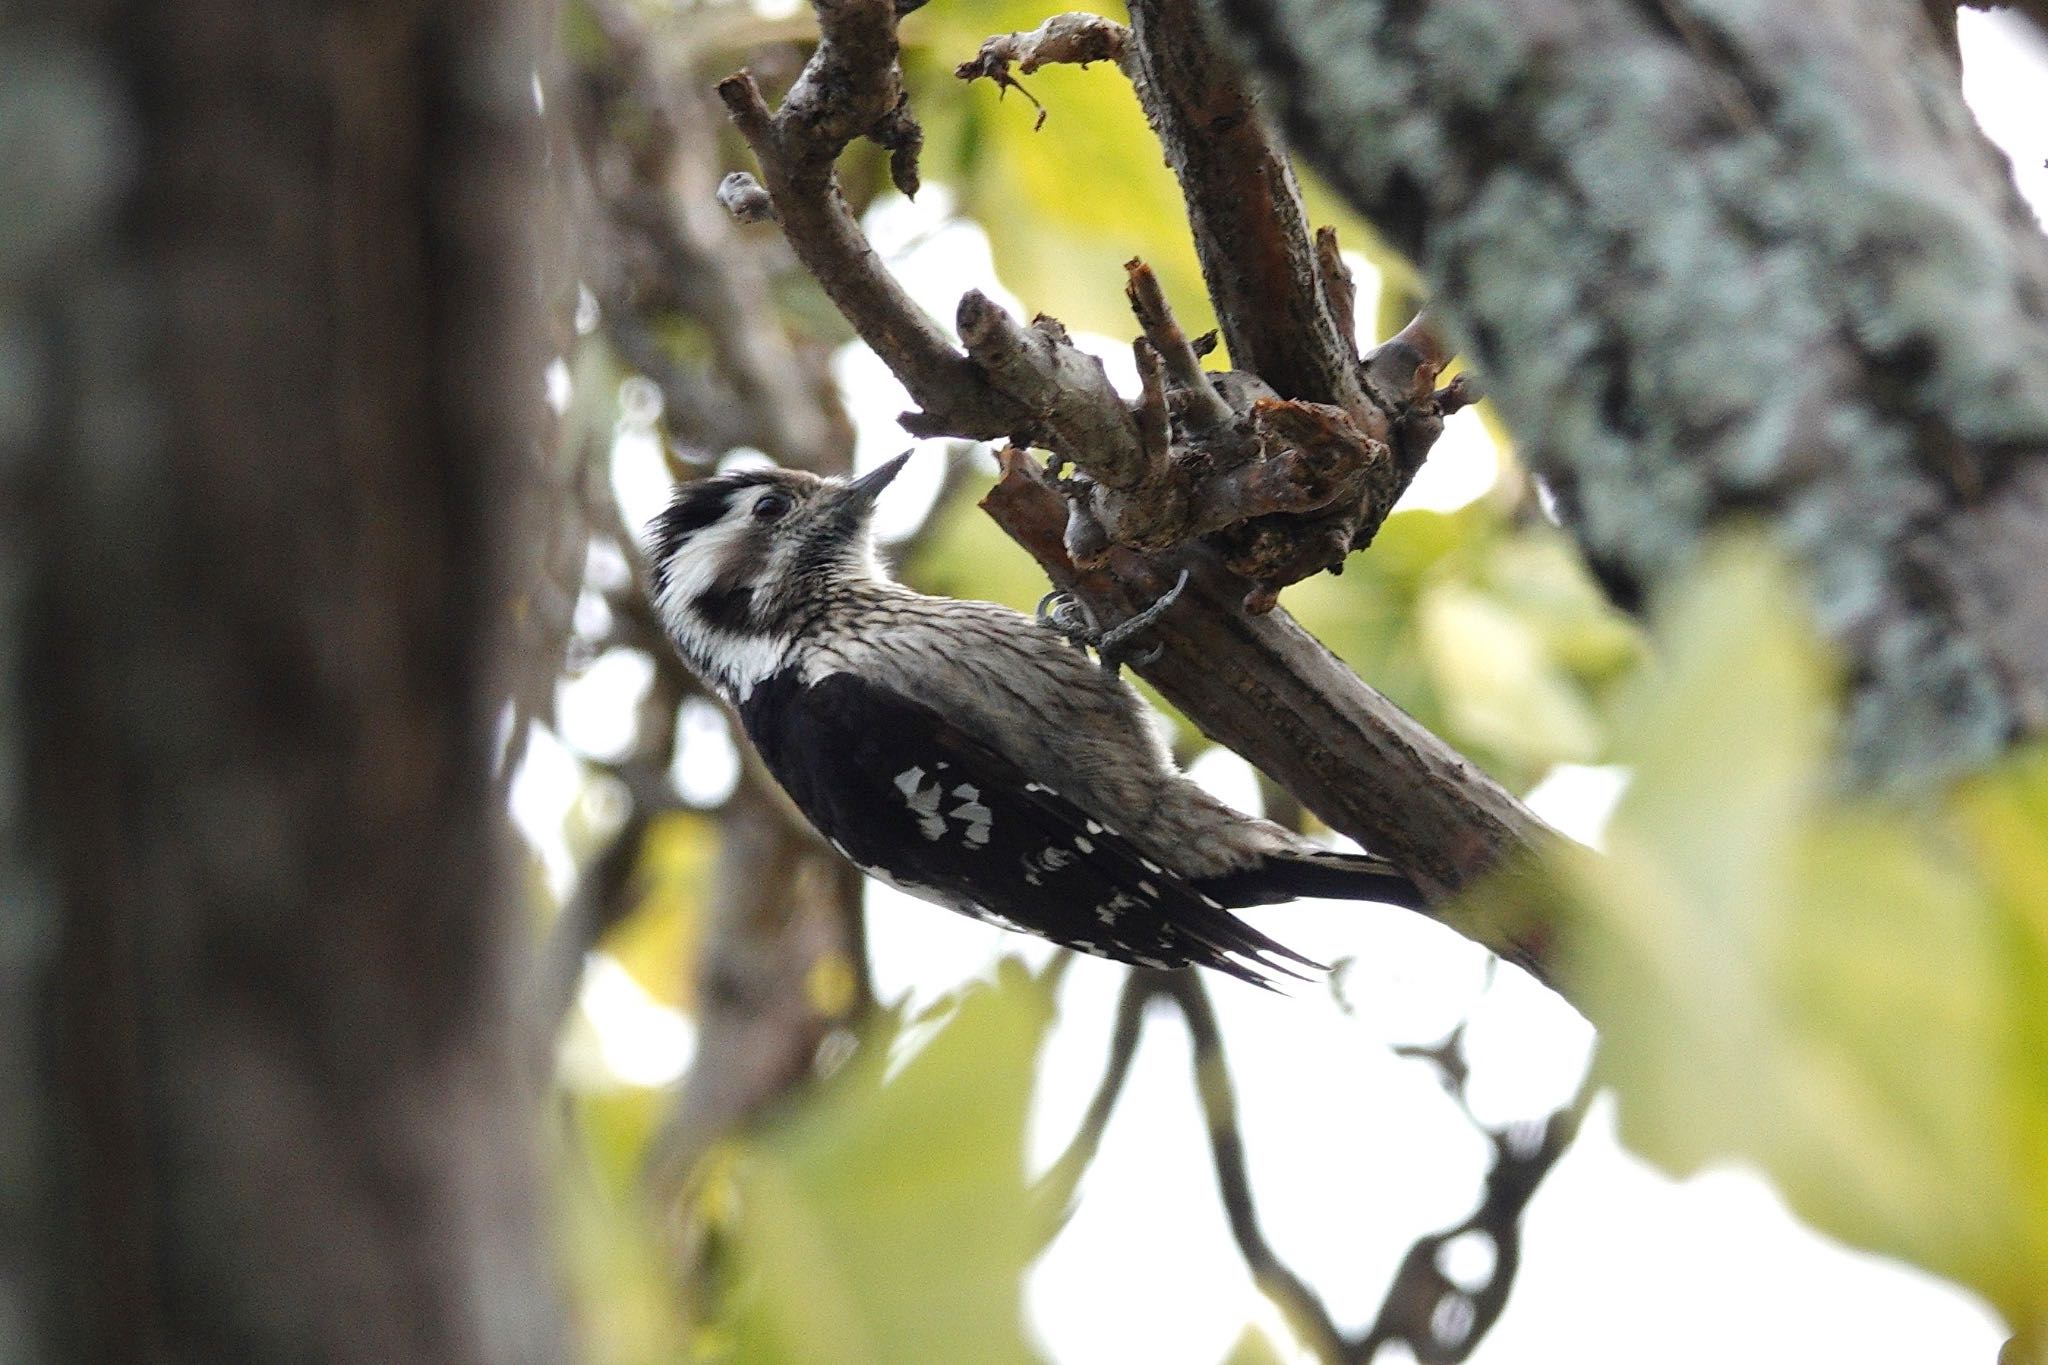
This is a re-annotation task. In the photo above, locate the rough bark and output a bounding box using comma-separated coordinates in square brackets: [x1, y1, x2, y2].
[1206, 0, 2048, 785]
[1, 0, 563, 1359]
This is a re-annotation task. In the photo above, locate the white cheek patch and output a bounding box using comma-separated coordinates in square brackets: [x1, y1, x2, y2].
[655, 514, 752, 616]
[654, 516, 790, 701]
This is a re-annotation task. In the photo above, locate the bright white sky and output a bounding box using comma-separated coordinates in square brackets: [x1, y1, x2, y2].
[528, 12, 2048, 1361]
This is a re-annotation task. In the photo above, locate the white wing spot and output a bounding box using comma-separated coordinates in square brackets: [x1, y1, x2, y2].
[1024, 781, 1049, 794]
[1094, 891, 1138, 924]
[1138, 856, 1163, 874]
[893, 766, 946, 840]
[1138, 879, 1159, 897]
[1074, 835, 1094, 853]
[1199, 894, 1223, 909]
[1084, 819, 1104, 834]
[948, 785, 993, 847]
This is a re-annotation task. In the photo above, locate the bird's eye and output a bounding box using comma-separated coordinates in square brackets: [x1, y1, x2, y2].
[752, 491, 794, 523]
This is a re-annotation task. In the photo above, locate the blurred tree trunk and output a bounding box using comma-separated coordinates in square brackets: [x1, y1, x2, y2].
[0, 1, 564, 1361]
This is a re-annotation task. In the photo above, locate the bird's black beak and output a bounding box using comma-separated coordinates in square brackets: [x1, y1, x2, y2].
[838, 449, 912, 512]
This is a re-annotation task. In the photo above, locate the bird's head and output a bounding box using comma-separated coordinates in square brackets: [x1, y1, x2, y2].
[645, 451, 909, 698]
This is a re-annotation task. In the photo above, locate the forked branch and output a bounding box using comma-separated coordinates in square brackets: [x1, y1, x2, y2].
[716, 0, 1563, 988]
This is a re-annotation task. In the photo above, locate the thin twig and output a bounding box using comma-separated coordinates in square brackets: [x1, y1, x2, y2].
[1160, 970, 1349, 1359]
[1314, 226, 1359, 360]
[715, 0, 1027, 438]
[955, 12, 1133, 130]
[1125, 260, 1235, 435]
[1031, 969, 1154, 1221]
[1362, 1030, 1594, 1362]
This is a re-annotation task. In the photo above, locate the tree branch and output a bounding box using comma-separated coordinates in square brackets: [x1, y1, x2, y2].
[563, 0, 874, 1201]
[723, 1, 1476, 601]
[1160, 970, 1349, 1359]
[1363, 1025, 1591, 1362]
[570, 0, 852, 470]
[716, 0, 1565, 990]
[955, 291, 1148, 481]
[1124, 0, 1368, 414]
[958, 7, 1461, 595]
[983, 462, 1560, 986]
[715, 0, 1028, 439]
[647, 763, 871, 1193]
[1207, 0, 2048, 785]
[1031, 967, 1153, 1221]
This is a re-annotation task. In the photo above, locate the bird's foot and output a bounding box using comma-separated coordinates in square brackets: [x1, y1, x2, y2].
[1033, 569, 1190, 675]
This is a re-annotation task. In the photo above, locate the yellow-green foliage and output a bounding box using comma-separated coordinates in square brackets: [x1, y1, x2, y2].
[906, 2, 1411, 352]
[711, 961, 1055, 1364]
[604, 811, 717, 1011]
[1549, 538, 2048, 1345]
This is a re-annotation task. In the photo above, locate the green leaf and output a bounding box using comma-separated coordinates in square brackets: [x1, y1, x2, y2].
[717, 961, 1056, 1364]
[1283, 502, 1640, 790]
[1417, 580, 1603, 770]
[555, 1092, 696, 1365]
[1561, 536, 2048, 1336]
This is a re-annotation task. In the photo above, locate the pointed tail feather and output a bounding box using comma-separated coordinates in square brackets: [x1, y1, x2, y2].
[1193, 849, 1428, 911]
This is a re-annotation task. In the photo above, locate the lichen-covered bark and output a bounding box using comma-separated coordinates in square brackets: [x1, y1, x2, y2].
[1, 0, 563, 1358]
[1207, 0, 2048, 783]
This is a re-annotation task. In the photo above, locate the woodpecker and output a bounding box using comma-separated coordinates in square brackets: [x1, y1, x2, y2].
[645, 452, 1425, 986]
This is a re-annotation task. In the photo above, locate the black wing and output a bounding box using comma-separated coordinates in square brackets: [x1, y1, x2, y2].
[739, 668, 1321, 987]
